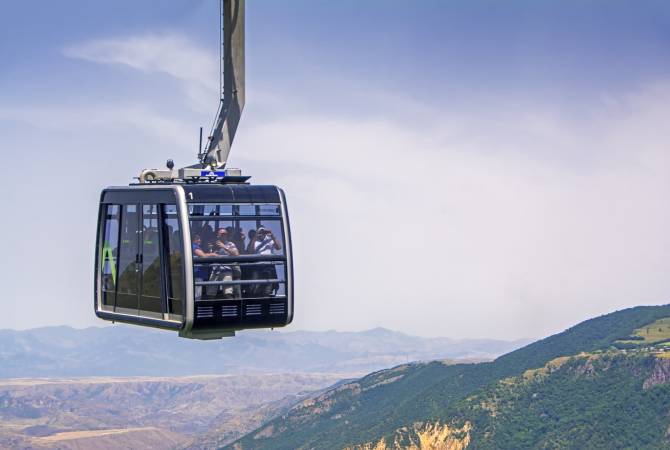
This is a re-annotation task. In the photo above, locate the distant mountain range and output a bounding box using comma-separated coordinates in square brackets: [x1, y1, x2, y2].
[228, 304, 670, 450]
[0, 373, 344, 450]
[0, 326, 527, 378]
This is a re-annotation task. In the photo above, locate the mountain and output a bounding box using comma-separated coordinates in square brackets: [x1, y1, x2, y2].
[228, 304, 670, 449]
[0, 373, 344, 449]
[0, 326, 526, 378]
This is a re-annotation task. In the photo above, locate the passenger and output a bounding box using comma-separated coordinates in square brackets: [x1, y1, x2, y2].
[253, 226, 282, 254]
[200, 223, 215, 251]
[251, 226, 282, 297]
[215, 227, 239, 256]
[208, 228, 240, 299]
[191, 234, 217, 300]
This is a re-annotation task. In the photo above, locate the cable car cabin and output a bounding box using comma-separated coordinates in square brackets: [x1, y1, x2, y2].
[95, 184, 293, 340]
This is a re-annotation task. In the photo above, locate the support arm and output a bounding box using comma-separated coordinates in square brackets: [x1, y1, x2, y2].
[138, 0, 246, 183]
[204, 0, 245, 169]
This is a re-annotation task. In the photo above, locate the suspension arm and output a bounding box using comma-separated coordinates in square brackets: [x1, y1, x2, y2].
[204, 0, 245, 169]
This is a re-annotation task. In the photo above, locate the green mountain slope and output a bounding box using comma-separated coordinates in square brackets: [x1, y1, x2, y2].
[442, 353, 670, 449]
[226, 304, 670, 450]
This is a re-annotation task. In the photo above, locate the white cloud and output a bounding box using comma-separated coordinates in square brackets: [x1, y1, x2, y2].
[233, 81, 670, 340]
[63, 34, 218, 111]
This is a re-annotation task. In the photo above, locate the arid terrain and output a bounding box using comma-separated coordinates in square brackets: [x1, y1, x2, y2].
[0, 373, 348, 449]
[0, 326, 524, 449]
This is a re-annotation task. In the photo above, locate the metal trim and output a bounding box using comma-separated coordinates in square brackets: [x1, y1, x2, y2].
[95, 185, 189, 333]
[279, 187, 294, 325]
[193, 255, 286, 263]
[195, 295, 287, 302]
[93, 191, 106, 316]
[96, 310, 182, 330]
[188, 215, 282, 221]
[176, 185, 195, 334]
[196, 278, 283, 286]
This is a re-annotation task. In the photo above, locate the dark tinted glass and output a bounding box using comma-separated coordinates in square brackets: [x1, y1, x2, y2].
[163, 205, 183, 315]
[189, 204, 233, 216]
[140, 205, 162, 317]
[189, 203, 280, 217]
[116, 205, 139, 312]
[100, 205, 120, 310]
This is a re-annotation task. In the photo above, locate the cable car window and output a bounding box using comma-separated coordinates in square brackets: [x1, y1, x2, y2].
[239, 204, 281, 216]
[189, 203, 288, 301]
[193, 262, 287, 300]
[116, 205, 140, 314]
[189, 204, 233, 216]
[244, 262, 286, 299]
[247, 221, 283, 255]
[189, 203, 281, 217]
[238, 204, 255, 215]
[140, 205, 162, 317]
[257, 204, 281, 216]
[100, 205, 120, 311]
[189, 219, 284, 256]
[163, 205, 183, 316]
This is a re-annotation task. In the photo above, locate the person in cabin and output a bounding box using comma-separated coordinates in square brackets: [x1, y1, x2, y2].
[253, 226, 282, 255]
[191, 234, 217, 299]
[209, 228, 240, 299]
[250, 225, 282, 296]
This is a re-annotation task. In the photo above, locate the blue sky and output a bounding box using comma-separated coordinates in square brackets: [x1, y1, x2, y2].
[5, 1, 670, 110]
[2, 1, 670, 340]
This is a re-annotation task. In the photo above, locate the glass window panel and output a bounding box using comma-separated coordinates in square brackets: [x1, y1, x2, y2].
[238, 204, 256, 215]
[191, 226, 216, 300]
[242, 262, 286, 298]
[190, 219, 283, 256]
[100, 205, 120, 309]
[116, 205, 139, 312]
[245, 220, 284, 256]
[244, 262, 284, 298]
[163, 204, 183, 315]
[192, 220, 242, 248]
[188, 204, 287, 301]
[257, 204, 281, 216]
[191, 219, 238, 300]
[194, 261, 287, 300]
[140, 205, 162, 316]
[188, 204, 233, 216]
[214, 204, 233, 216]
[189, 204, 204, 216]
[188, 203, 281, 217]
[164, 204, 179, 217]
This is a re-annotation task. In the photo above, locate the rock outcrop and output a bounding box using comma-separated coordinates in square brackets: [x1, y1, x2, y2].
[643, 357, 670, 390]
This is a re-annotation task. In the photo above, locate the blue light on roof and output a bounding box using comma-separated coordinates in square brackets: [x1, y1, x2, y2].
[201, 170, 227, 177]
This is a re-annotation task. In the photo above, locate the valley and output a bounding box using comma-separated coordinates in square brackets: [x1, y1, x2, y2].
[0, 373, 346, 449]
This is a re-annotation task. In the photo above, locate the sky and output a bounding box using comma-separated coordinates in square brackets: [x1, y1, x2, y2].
[1, 0, 670, 340]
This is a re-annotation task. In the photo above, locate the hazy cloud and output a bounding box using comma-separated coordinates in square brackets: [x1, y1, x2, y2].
[2, 77, 669, 340]
[236, 81, 670, 340]
[63, 34, 218, 111]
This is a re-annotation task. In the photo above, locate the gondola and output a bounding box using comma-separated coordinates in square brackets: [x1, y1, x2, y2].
[95, 183, 293, 339]
[94, 0, 294, 339]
